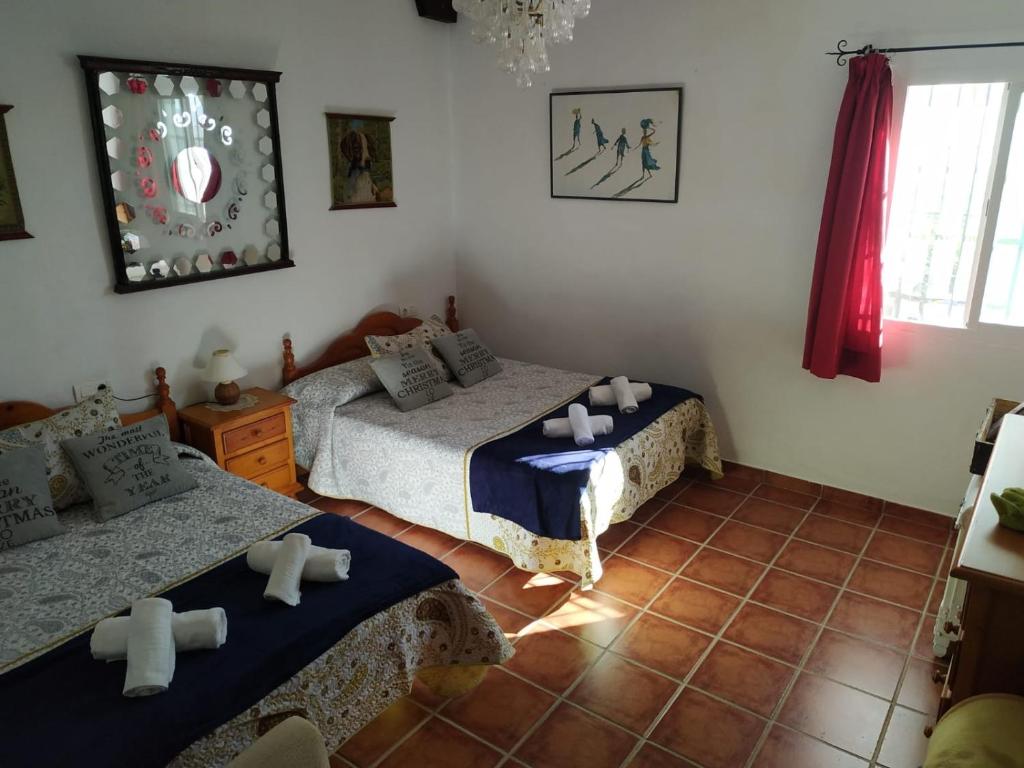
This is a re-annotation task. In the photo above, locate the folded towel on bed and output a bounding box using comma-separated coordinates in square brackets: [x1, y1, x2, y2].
[123, 598, 176, 698]
[589, 381, 652, 408]
[610, 376, 639, 414]
[247, 541, 351, 582]
[90, 608, 228, 662]
[542, 414, 614, 439]
[264, 533, 311, 606]
[567, 403, 596, 447]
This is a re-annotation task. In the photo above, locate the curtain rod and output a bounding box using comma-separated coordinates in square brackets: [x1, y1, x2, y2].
[827, 39, 1024, 66]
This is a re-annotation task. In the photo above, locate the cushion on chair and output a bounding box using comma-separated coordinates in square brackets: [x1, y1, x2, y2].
[925, 693, 1024, 768]
[226, 716, 329, 768]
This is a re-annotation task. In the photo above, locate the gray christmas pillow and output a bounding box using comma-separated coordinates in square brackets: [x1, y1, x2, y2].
[61, 415, 197, 522]
[369, 346, 454, 412]
[0, 446, 65, 551]
[0, 388, 122, 510]
[432, 329, 503, 387]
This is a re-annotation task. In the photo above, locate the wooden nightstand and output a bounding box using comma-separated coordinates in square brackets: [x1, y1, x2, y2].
[179, 387, 303, 498]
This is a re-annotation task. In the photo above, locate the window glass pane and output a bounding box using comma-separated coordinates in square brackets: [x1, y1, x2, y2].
[980, 97, 1024, 326]
[883, 83, 1005, 326]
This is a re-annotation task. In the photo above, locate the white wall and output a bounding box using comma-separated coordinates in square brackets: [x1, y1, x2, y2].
[0, 0, 454, 406]
[450, 0, 1024, 514]
[5, 0, 1024, 515]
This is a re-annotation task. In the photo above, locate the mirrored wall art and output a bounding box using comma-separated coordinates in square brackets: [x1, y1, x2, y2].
[0, 105, 32, 242]
[79, 56, 293, 292]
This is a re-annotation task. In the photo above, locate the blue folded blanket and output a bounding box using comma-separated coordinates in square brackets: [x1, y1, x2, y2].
[469, 378, 701, 540]
[0, 513, 457, 768]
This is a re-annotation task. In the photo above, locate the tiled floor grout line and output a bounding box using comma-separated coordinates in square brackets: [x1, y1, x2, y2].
[463, 486, 937, 767]
[867, 538, 952, 767]
[606, 538, 940, 619]
[649, 494, 949, 575]
[460, 479, 760, 768]
[612, 480, 782, 767]
[469, 505, 944, 755]
[739, 494, 887, 768]
[316, 475, 953, 768]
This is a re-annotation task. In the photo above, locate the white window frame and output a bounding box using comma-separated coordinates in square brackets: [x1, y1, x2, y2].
[886, 79, 1024, 344]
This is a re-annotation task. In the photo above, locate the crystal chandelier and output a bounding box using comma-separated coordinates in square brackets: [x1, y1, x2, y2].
[451, 0, 591, 88]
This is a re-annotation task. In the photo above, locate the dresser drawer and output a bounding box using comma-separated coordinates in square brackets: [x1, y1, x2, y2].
[226, 438, 291, 478]
[250, 463, 294, 493]
[222, 412, 286, 455]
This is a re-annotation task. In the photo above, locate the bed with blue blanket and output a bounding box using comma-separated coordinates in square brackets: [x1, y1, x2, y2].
[286, 357, 722, 587]
[0, 450, 511, 768]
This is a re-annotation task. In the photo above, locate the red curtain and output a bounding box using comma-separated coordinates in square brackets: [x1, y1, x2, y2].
[803, 53, 892, 382]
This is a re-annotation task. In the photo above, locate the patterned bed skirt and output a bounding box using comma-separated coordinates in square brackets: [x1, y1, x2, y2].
[479, 398, 722, 587]
[171, 580, 512, 767]
[318, 398, 721, 589]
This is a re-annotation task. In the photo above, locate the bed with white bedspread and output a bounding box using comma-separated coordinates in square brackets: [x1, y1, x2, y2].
[0, 447, 511, 767]
[286, 357, 721, 587]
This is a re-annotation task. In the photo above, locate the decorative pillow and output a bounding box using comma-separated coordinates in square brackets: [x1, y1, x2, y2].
[0, 446, 65, 551]
[369, 347, 454, 412]
[0, 389, 121, 510]
[432, 329, 503, 388]
[61, 415, 197, 522]
[365, 314, 454, 380]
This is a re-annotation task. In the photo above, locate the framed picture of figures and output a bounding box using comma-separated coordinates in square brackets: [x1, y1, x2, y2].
[550, 87, 682, 203]
[0, 105, 32, 241]
[325, 112, 396, 210]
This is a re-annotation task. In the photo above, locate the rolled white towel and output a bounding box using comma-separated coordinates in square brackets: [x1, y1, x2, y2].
[543, 414, 614, 439]
[567, 403, 595, 447]
[610, 376, 639, 415]
[91, 608, 227, 662]
[589, 382, 652, 408]
[247, 541, 351, 582]
[264, 533, 311, 606]
[123, 597, 176, 698]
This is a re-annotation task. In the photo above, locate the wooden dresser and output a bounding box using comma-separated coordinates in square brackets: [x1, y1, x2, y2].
[179, 387, 303, 498]
[938, 413, 1024, 718]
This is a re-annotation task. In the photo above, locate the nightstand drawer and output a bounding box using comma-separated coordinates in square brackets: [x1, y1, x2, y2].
[222, 412, 286, 455]
[250, 463, 294, 493]
[226, 438, 291, 478]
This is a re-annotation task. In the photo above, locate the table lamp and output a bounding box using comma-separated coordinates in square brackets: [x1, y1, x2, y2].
[202, 349, 247, 405]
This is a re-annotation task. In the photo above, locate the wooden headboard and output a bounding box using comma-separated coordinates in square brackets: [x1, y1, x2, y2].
[282, 295, 459, 386]
[0, 367, 180, 442]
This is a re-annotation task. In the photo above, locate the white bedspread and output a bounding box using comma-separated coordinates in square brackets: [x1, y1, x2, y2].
[289, 358, 722, 585]
[297, 358, 599, 535]
[0, 449, 315, 669]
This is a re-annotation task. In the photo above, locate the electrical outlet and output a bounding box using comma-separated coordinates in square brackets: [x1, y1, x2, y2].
[399, 304, 419, 318]
[74, 380, 111, 403]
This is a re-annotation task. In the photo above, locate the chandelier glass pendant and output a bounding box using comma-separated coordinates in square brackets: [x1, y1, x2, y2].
[451, 0, 591, 88]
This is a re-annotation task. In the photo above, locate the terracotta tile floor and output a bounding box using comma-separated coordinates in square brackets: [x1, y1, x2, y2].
[300, 461, 954, 768]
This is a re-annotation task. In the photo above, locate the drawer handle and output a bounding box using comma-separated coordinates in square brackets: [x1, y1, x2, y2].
[258, 456, 268, 465]
[252, 428, 263, 437]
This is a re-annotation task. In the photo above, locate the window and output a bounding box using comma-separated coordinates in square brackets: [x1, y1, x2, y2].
[883, 82, 1024, 329]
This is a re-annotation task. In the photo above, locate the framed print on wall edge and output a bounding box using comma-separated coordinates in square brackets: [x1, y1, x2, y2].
[0, 104, 33, 242]
[325, 112, 397, 211]
[79, 55, 294, 293]
[549, 86, 683, 203]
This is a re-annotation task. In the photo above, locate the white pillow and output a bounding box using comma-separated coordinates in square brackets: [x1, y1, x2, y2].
[364, 315, 454, 380]
[0, 389, 122, 509]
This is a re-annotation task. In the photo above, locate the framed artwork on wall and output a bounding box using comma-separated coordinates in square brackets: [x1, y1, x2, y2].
[325, 113, 396, 210]
[79, 55, 294, 293]
[550, 87, 683, 203]
[0, 105, 32, 241]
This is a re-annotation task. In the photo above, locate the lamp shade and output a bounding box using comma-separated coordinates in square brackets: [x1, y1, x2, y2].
[202, 349, 247, 384]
